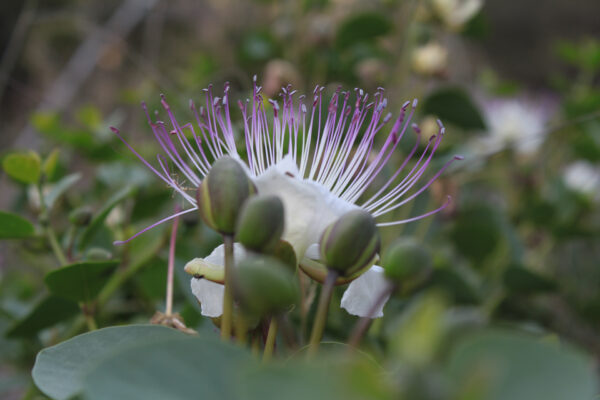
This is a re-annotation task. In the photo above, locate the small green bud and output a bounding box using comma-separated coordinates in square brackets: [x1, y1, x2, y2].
[382, 238, 432, 284]
[236, 195, 284, 253]
[69, 206, 93, 227]
[320, 210, 380, 276]
[235, 256, 298, 317]
[271, 240, 297, 270]
[197, 156, 256, 235]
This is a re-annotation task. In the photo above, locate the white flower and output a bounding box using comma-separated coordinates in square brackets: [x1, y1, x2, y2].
[411, 42, 448, 76]
[563, 161, 600, 198]
[432, 0, 483, 31]
[115, 80, 460, 319]
[475, 98, 550, 156]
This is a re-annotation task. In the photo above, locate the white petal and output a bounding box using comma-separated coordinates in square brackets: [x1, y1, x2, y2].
[340, 266, 391, 318]
[305, 243, 320, 260]
[190, 278, 224, 318]
[187, 242, 248, 318]
[254, 155, 357, 257]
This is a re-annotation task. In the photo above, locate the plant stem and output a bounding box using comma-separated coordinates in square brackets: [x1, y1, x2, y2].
[221, 235, 234, 341]
[84, 312, 97, 331]
[165, 208, 180, 317]
[298, 270, 308, 345]
[37, 184, 67, 266]
[307, 269, 338, 358]
[348, 283, 396, 349]
[235, 312, 248, 346]
[263, 317, 278, 362]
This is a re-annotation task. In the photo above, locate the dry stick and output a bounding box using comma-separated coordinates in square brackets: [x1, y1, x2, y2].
[221, 235, 235, 341]
[348, 282, 397, 349]
[263, 317, 278, 362]
[165, 206, 180, 316]
[14, 0, 159, 149]
[307, 270, 338, 358]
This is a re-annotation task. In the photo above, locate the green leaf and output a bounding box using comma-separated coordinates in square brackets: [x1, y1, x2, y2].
[78, 185, 136, 250]
[44, 173, 82, 211]
[446, 330, 597, 400]
[32, 325, 187, 400]
[449, 204, 502, 266]
[5, 295, 79, 338]
[336, 13, 392, 50]
[0, 211, 35, 239]
[422, 87, 486, 130]
[503, 266, 557, 295]
[44, 260, 120, 303]
[2, 151, 41, 184]
[82, 336, 251, 400]
[42, 148, 60, 179]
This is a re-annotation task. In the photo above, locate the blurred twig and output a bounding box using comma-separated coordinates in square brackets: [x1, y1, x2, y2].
[15, 0, 160, 147]
[0, 0, 38, 113]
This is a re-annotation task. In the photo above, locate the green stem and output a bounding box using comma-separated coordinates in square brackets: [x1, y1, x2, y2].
[221, 235, 234, 341]
[37, 184, 67, 266]
[84, 311, 97, 331]
[235, 311, 248, 346]
[307, 269, 338, 358]
[263, 317, 278, 362]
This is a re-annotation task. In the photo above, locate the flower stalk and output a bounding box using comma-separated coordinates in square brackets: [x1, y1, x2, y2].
[221, 235, 235, 341]
[263, 317, 278, 362]
[308, 269, 338, 357]
[165, 207, 180, 317]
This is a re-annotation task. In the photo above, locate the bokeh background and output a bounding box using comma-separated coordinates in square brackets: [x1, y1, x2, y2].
[1, 0, 600, 399]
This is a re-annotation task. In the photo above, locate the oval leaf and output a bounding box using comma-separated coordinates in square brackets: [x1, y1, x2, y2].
[32, 325, 187, 400]
[0, 211, 34, 239]
[422, 87, 486, 130]
[2, 151, 41, 184]
[44, 260, 120, 303]
[5, 295, 79, 338]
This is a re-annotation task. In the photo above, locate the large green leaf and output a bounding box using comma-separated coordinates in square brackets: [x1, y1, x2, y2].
[32, 325, 187, 400]
[44, 260, 120, 303]
[2, 151, 41, 184]
[503, 265, 557, 295]
[82, 336, 251, 400]
[78, 185, 135, 250]
[5, 295, 79, 338]
[446, 330, 597, 400]
[0, 211, 34, 239]
[422, 87, 486, 130]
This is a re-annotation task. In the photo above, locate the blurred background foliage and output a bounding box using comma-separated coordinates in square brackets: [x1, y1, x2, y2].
[1, 0, 600, 399]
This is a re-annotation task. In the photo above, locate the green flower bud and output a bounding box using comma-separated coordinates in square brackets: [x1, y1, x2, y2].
[236, 195, 284, 253]
[234, 256, 298, 317]
[382, 238, 432, 284]
[196, 156, 256, 235]
[69, 206, 93, 227]
[271, 240, 297, 270]
[319, 210, 380, 276]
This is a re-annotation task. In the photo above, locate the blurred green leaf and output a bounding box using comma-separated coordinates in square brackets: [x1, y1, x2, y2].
[446, 330, 597, 400]
[0, 211, 35, 239]
[2, 151, 41, 184]
[503, 266, 557, 295]
[42, 148, 60, 179]
[422, 87, 486, 130]
[336, 13, 392, 50]
[78, 186, 136, 250]
[32, 325, 187, 400]
[44, 260, 119, 303]
[449, 204, 502, 266]
[5, 295, 79, 338]
[431, 268, 481, 304]
[44, 173, 81, 211]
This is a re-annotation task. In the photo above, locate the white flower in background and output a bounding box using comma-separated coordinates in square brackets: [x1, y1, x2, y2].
[477, 98, 550, 156]
[563, 161, 600, 198]
[115, 79, 460, 319]
[432, 0, 483, 31]
[411, 42, 448, 76]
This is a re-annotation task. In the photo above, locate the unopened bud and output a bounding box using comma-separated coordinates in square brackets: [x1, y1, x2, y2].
[320, 210, 380, 276]
[271, 240, 297, 270]
[382, 238, 432, 284]
[235, 256, 298, 317]
[196, 156, 257, 235]
[69, 206, 93, 226]
[236, 195, 284, 253]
